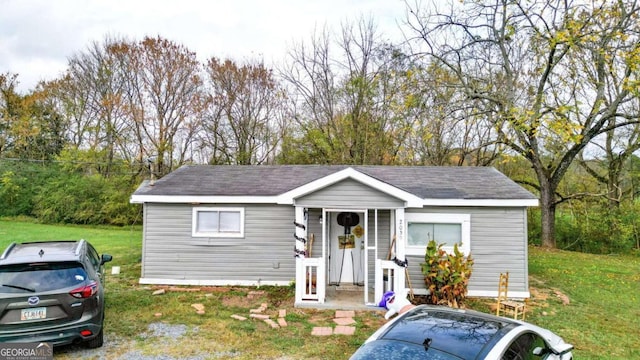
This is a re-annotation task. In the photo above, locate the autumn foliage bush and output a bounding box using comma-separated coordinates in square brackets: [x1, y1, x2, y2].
[421, 239, 474, 308]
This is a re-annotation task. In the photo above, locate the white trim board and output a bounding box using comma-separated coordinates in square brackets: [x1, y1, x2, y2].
[138, 278, 290, 287]
[131, 194, 538, 207]
[467, 290, 530, 299]
[409, 289, 530, 299]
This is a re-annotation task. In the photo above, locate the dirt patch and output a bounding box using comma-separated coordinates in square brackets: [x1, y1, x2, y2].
[221, 295, 254, 308]
[357, 310, 386, 328]
[151, 285, 233, 293]
[553, 290, 571, 305]
[529, 287, 549, 301]
[199, 286, 233, 293]
[530, 281, 570, 306]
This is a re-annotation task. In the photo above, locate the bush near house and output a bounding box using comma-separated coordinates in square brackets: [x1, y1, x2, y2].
[420, 239, 474, 308]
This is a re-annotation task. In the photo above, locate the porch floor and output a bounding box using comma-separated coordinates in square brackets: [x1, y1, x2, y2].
[297, 285, 384, 311]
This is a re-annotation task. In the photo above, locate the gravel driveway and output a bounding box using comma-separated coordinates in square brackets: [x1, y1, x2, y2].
[55, 323, 220, 360]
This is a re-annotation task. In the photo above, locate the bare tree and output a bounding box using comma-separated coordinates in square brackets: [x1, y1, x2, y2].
[578, 99, 640, 208]
[202, 58, 285, 165]
[51, 37, 135, 175]
[398, 62, 502, 166]
[281, 17, 416, 165]
[119, 36, 205, 177]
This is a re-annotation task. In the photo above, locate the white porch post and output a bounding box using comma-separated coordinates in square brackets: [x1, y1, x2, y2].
[294, 206, 307, 304]
[394, 208, 406, 292]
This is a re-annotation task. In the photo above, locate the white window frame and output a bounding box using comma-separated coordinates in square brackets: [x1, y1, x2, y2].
[192, 207, 245, 238]
[405, 213, 470, 256]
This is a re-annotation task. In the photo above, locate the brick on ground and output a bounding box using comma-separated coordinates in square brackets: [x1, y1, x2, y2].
[264, 319, 280, 329]
[311, 327, 333, 336]
[277, 318, 288, 327]
[334, 326, 356, 335]
[250, 303, 268, 313]
[278, 309, 286, 318]
[231, 314, 247, 321]
[335, 310, 355, 318]
[191, 304, 205, 312]
[250, 314, 270, 320]
[333, 317, 356, 326]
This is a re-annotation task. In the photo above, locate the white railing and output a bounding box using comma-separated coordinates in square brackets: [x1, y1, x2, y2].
[375, 259, 403, 304]
[299, 257, 324, 302]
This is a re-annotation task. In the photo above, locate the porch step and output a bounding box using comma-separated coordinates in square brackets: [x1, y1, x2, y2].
[334, 284, 363, 292]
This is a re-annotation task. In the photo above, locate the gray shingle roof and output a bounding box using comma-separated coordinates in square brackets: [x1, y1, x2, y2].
[133, 165, 536, 200]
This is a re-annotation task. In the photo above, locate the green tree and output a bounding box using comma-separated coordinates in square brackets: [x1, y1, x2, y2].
[0, 74, 66, 161]
[406, 0, 640, 248]
[0, 72, 21, 157]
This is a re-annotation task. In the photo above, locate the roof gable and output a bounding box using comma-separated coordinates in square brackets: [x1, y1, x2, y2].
[276, 167, 423, 206]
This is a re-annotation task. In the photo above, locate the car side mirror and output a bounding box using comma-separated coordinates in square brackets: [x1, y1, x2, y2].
[101, 254, 113, 265]
[532, 347, 546, 356]
[552, 343, 574, 355]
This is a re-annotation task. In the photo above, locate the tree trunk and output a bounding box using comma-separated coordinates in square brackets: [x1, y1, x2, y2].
[538, 177, 557, 248]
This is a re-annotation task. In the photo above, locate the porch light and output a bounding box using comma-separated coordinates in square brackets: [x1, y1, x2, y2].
[318, 215, 323, 224]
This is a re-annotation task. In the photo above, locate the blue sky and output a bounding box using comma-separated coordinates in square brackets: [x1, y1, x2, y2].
[0, 0, 407, 92]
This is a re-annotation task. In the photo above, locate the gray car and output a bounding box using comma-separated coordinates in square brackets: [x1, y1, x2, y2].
[350, 304, 573, 360]
[0, 240, 112, 348]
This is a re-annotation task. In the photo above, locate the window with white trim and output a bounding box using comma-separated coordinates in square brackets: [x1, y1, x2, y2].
[405, 213, 470, 255]
[192, 207, 244, 238]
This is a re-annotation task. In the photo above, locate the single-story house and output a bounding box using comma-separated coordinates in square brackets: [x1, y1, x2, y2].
[130, 165, 538, 307]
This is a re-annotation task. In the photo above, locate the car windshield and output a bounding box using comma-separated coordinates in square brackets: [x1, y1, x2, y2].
[0, 262, 87, 293]
[350, 340, 463, 360]
[379, 307, 510, 359]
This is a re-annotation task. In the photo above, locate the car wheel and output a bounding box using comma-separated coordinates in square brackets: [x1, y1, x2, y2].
[85, 328, 104, 348]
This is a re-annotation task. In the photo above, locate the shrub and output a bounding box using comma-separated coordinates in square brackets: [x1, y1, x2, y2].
[33, 171, 140, 226]
[0, 160, 60, 217]
[420, 239, 473, 308]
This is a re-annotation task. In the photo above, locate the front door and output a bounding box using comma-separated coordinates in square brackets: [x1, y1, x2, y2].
[328, 211, 365, 286]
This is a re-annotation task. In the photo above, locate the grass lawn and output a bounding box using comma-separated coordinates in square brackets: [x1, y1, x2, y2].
[1, 218, 638, 359]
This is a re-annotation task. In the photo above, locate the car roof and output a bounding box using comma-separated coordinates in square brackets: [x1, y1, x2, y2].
[0, 240, 86, 265]
[377, 305, 519, 360]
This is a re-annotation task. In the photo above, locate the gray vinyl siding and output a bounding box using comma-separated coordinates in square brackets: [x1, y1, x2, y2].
[404, 207, 528, 294]
[295, 179, 404, 208]
[142, 203, 295, 282]
[141, 202, 528, 295]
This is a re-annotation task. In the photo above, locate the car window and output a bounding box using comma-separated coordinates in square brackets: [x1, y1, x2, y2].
[501, 332, 549, 360]
[87, 243, 101, 270]
[0, 262, 88, 293]
[350, 340, 463, 360]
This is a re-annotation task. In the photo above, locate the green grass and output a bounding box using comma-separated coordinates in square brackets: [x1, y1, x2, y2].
[1, 219, 638, 359]
[525, 247, 640, 359]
